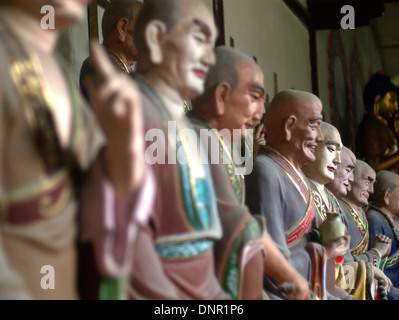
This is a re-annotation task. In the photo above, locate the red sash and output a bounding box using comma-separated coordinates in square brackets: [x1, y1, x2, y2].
[6, 170, 72, 225]
[265, 147, 315, 248]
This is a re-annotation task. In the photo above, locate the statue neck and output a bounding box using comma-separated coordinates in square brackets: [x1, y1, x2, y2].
[139, 73, 185, 120]
[373, 203, 395, 221]
[267, 144, 303, 172]
[310, 179, 325, 191]
[2, 7, 58, 54]
[103, 43, 133, 69]
[343, 197, 363, 213]
[309, 179, 331, 209]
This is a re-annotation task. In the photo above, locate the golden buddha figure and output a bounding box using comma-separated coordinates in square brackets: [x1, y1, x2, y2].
[356, 72, 399, 173]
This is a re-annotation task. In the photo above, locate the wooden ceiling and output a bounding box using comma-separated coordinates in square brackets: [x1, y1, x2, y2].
[285, 0, 399, 79]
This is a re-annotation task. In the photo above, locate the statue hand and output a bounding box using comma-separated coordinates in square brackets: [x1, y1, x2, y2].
[277, 269, 311, 300]
[373, 266, 392, 294]
[84, 41, 144, 201]
[372, 234, 392, 260]
[324, 235, 350, 260]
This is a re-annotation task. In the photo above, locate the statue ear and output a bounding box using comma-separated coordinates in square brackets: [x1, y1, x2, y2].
[215, 82, 230, 116]
[145, 20, 167, 64]
[284, 115, 296, 141]
[373, 95, 382, 117]
[116, 17, 130, 42]
[384, 189, 392, 206]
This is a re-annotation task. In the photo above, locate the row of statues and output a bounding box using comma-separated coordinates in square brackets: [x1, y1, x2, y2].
[0, 0, 398, 301]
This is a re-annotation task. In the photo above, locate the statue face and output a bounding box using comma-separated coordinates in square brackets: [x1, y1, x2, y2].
[378, 91, 398, 120]
[303, 127, 342, 185]
[348, 163, 376, 208]
[160, 1, 217, 100]
[10, 0, 88, 30]
[326, 148, 356, 198]
[221, 60, 265, 140]
[386, 178, 399, 216]
[290, 97, 324, 166]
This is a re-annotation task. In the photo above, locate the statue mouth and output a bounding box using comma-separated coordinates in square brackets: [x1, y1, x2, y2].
[327, 166, 336, 173]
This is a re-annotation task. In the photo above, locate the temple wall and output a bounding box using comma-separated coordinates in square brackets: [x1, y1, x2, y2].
[56, 0, 386, 150]
[223, 0, 312, 102]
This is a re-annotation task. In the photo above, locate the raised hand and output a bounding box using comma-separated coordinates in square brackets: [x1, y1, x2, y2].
[84, 41, 145, 201]
[372, 234, 392, 260]
[324, 235, 351, 260]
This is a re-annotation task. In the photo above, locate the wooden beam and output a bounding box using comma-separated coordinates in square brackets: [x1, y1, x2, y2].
[213, 0, 226, 46]
[283, 0, 313, 30]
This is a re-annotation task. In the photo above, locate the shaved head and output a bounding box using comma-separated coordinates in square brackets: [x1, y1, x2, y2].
[102, 0, 143, 39]
[265, 89, 322, 146]
[371, 170, 399, 203]
[193, 45, 261, 109]
[192, 45, 265, 139]
[326, 146, 356, 198]
[320, 122, 338, 138]
[346, 160, 376, 208]
[302, 121, 342, 185]
[135, 0, 209, 59]
[204, 46, 258, 92]
[264, 89, 323, 169]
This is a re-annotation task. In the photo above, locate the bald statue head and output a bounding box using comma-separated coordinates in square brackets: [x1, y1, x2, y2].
[302, 122, 342, 185]
[326, 146, 356, 198]
[370, 170, 399, 216]
[101, 0, 143, 67]
[134, 0, 217, 99]
[265, 89, 323, 170]
[134, 0, 183, 60]
[192, 46, 265, 139]
[345, 160, 376, 208]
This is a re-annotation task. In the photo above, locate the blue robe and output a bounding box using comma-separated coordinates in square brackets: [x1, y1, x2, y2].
[367, 205, 399, 300]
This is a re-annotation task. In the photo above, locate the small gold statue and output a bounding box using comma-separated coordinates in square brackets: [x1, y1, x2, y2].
[356, 72, 398, 172]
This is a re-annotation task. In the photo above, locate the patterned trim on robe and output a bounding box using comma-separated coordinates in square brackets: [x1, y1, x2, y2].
[135, 76, 221, 259]
[308, 180, 344, 223]
[104, 47, 130, 74]
[217, 134, 244, 204]
[341, 199, 369, 256]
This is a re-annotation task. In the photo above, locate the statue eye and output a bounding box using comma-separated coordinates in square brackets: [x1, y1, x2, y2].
[193, 34, 206, 44]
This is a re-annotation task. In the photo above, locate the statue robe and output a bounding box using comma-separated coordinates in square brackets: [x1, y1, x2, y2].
[339, 199, 382, 267]
[338, 200, 399, 299]
[0, 15, 153, 300]
[245, 146, 328, 299]
[188, 113, 266, 300]
[367, 205, 399, 300]
[128, 76, 228, 300]
[308, 181, 374, 300]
